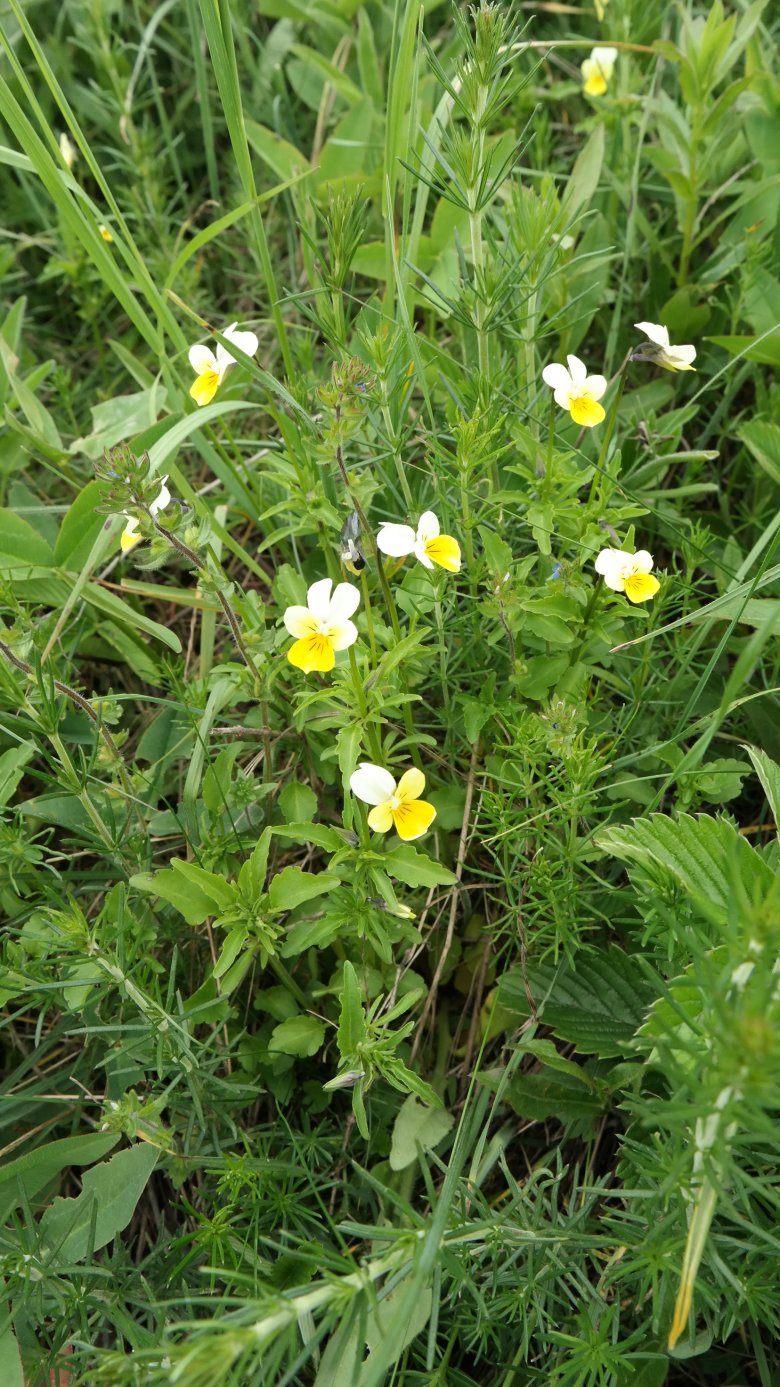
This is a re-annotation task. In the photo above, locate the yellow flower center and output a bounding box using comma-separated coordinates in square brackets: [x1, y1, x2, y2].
[569, 396, 606, 428]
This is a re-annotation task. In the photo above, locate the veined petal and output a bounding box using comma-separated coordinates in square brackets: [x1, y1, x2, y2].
[669, 345, 697, 368]
[221, 325, 259, 365]
[624, 572, 660, 604]
[367, 801, 395, 834]
[566, 354, 588, 385]
[284, 605, 318, 638]
[413, 539, 435, 569]
[287, 633, 335, 673]
[594, 546, 629, 576]
[350, 763, 397, 805]
[396, 768, 426, 802]
[188, 343, 217, 375]
[327, 581, 360, 624]
[570, 396, 605, 427]
[190, 370, 220, 407]
[306, 577, 334, 621]
[424, 535, 461, 572]
[391, 798, 437, 841]
[554, 386, 574, 410]
[329, 619, 358, 651]
[542, 362, 572, 392]
[376, 523, 416, 558]
[634, 321, 669, 348]
[416, 510, 440, 543]
[585, 373, 607, 401]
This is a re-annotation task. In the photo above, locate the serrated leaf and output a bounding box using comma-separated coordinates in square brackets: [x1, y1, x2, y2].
[383, 843, 457, 888]
[598, 812, 775, 926]
[268, 865, 340, 912]
[498, 946, 656, 1057]
[389, 1095, 454, 1171]
[39, 1143, 158, 1264]
[269, 1015, 326, 1057]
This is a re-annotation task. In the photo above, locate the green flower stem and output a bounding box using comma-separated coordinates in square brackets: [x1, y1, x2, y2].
[360, 571, 378, 667]
[468, 129, 489, 378]
[348, 646, 383, 764]
[524, 282, 538, 439]
[433, 583, 450, 710]
[588, 351, 631, 506]
[380, 401, 415, 512]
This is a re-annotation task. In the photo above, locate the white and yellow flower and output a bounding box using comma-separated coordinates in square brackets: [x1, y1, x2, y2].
[350, 763, 437, 841]
[283, 578, 360, 674]
[633, 322, 697, 372]
[542, 354, 607, 428]
[188, 322, 259, 407]
[595, 547, 660, 603]
[581, 47, 618, 97]
[376, 511, 461, 573]
[98, 223, 113, 242]
[59, 132, 77, 170]
[121, 476, 172, 554]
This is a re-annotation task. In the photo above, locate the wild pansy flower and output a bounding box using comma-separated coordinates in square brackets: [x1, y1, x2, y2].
[542, 355, 607, 428]
[633, 322, 696, 373]
[283, 578, 359, 674]
[350, 764, 437, 841]
[98, 223, 113, 242]
[121, 475, 172, 554]
[59, 132, 76, 170]
[376, 511, 461, 573]
[595, 547, 660, 603]
[188, 322, 259, 407]
[581, 47, 618, 97]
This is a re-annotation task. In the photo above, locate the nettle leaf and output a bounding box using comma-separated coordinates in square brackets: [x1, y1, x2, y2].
[598, 812, 775, 926]
[38, 1143, 158, 1264]
[269, 1015, 326, 1058]
[481, 1065, 605, 1123]
[383, 843, 457, 888]
[389, 1095, 454, 1171]
[498, 946, 656, 1057]
[268, 866, 340, 912]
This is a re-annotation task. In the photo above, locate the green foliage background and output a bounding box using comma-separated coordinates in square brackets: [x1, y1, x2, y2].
[1, 0, 779, 1383]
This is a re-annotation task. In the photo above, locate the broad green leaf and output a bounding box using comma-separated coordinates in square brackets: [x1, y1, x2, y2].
[130, 860, 235, 924]
[0, 1318, 23, 1387]
[383, 843, 457, 888]
[268, 865, 340, 912]
[269, 1015, 326, 1057]
[278, 781, 318, 824]
[245, 119, 311, 182]
[489, 1066, 605, 1123]
[562, 123, 604, 218]
[0, 1132, 118, 1222]
[738, 419, 780, 485]
[53, 480, 109, 567]
[0, 507, 54, 569]
[498, 946, 656, 1057]
[598, 812, 775, 927]
[389, 1095, 454, 1171]
[0, 743, 35, 808]
[743, 744, 780, 839]
[39, 1142, 158, 1263]
[707, 331, 780, 367]
[70, 388, 167, 460]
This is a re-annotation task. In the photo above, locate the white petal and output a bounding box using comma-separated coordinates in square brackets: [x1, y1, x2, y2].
[671, 344, 697, 365]
[329, 619, 358, 651]
[594, 547, 628, 576]
[591, 46, 618, 69]
[150, 476, 171, 516]
[223, 325, 259, 361]
[566, 354, 588, 385]
[306, 577, 333, 621]
[585, 374, 608, 401]
[350, 763, 397, 805]
[413, 540, 435, 569]
[634, 321, 669, 348]
[188, 343, 217, 374]
[416, 510, 440, 543]
[554, 386, 574, 410]
[376, 523, 416, 558]
[633, 550, 654, 573]
[327, 582, 360, 624]
[542, 362, 572, 392]
[284, 605, 317, 638]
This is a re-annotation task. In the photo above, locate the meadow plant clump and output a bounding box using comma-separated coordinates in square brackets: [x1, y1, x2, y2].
[1, 0, 780, 1383]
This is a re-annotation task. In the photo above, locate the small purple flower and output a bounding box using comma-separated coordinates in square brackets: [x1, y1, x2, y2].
[550, 562, 562, 580]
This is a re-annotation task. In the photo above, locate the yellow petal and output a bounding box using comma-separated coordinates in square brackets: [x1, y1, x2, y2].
[287, 633, 335, 673]
[424, 535, 461, 572]
[120, 526, 141, 553]
[367, 801, 395, 833]
[570, 396, 606, 427]
[396, 768, 426, 803]
[624, 572, 660, 604]
[189, 370, 220, 407]
[584, 71, 608, 97]
[391, 798, 436, 841]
